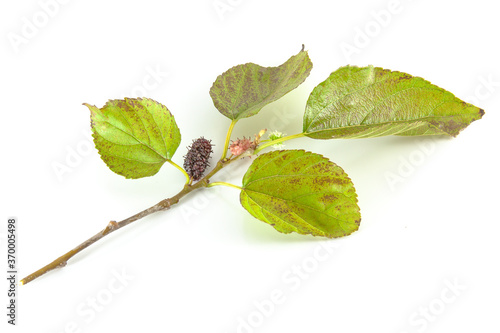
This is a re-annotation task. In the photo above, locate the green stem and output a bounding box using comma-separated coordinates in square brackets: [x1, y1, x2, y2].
[254, 132, 306, 154]
[167, 159, 190, 184]
[207, 182, 242, 190]
[221, 119, 238, 160]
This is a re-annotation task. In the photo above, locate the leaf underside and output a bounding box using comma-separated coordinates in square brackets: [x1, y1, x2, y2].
[84, 98, 181, 179]
[210, 47, 313, 120]
[240, 150, 360, 238]
[303, 66, 484, 139]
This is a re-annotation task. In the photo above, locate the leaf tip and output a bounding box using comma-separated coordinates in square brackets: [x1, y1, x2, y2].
[83, 102, 98, 112]
[83, 103, 99, 127]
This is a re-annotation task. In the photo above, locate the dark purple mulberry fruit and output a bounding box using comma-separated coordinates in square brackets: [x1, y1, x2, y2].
[183, 137, 214, 181]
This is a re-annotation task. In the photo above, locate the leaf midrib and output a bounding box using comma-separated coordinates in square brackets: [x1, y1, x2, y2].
[244, 190, 353, 234]
[304, 112, 474, 137]
[97, 118, 167, 162]
[305, 84, 446, 133]
[244, 191, 327, 235]
[243, 187, 355, 213]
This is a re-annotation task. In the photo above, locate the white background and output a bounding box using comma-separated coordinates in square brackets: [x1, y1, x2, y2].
[1, 0, 499, 332]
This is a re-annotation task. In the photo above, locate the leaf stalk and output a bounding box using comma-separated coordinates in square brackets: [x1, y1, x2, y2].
[167, 159, 190, 184]
[221, 119, 238, 160]
[254, 132, 306, 154]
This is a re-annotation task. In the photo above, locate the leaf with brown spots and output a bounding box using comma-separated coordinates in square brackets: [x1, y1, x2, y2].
[303, 66, 484, 139]
[210, 46, 312, 120]
[84, 98, 181, 179]
[240, 150, 360, 238]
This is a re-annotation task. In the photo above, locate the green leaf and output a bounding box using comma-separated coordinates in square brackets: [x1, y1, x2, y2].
[84, 98, 181, 179]
[210, 46, 313, 120]
[303, 65, 484, 139]
[240, 150, 360, 238]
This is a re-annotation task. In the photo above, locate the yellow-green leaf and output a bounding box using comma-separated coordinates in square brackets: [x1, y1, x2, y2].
[210, 47, 312, 120]
[84, 98, 181, 179]
[303, 66, 484, 139]
[240, 150, 360, 238]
